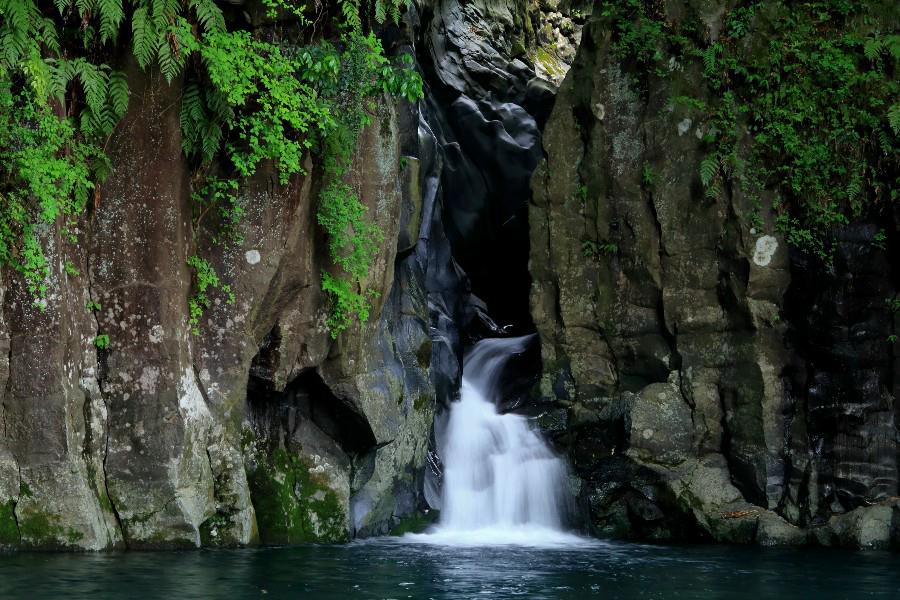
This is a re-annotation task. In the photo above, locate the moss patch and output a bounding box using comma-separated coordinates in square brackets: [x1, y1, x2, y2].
[416, 339, 432, 369]
[413, 394, 431, 413]
[0, 501, 19, 545]
[247, 447, 348, 544]
[17, 509, 83, 547]
[18, 481, 33, 498]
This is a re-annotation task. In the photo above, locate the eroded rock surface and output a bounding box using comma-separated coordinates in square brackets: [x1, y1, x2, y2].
[0, 60, 443, 549]
[529, 4, 899, 549]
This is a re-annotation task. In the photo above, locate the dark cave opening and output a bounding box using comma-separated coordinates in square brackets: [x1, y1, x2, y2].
[246, 326, 377, 455]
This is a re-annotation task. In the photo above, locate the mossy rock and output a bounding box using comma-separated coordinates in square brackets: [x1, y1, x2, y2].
[0, 500, 19, 545]
[16, 509, 83, 548]
[247, 448, 349, 544]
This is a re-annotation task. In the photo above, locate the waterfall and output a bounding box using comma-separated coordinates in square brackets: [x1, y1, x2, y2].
[408, 336, 585, 546]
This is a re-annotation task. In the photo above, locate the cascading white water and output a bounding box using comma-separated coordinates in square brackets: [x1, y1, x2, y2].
[408, 335, 586, 546]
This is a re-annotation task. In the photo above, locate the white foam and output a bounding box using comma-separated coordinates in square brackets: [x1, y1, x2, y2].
[402, 525, 596, 549]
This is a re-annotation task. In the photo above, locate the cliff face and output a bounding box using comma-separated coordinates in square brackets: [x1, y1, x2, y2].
[530, 3, 900, 549]
[0, 49, 440, 548]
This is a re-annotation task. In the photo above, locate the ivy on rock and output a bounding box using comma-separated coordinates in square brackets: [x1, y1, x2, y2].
[0, 0, 423, 339]
[596, 0, 899, 262]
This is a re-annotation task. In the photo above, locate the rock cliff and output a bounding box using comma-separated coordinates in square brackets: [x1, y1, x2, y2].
[0, 42, 440, 550]
[530, 2, 899, 550]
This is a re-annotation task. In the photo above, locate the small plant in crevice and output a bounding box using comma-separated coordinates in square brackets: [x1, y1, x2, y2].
[93, 334, 110, 350]
[63, 260, 80, 277]
[886, 296, 900, 314]
[582, 239, 619, 261]
[573, 185, 589, 204]
[313, 38, 422, 337]
[85, 300, 101, 312]
[186, 255, 235, 336]
[641, 163, 657, 189]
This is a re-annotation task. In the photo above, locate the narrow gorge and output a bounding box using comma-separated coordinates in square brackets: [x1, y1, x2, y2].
[1, 0, 899, 568]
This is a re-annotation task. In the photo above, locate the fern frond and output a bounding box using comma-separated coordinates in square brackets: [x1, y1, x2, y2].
[157, 17, 194, 82]
[888, 34, 900, 60]
[47, 59, 71, 100]
[151, 0, 179, 31]
[190, 0, 224, 34]
[73, 0, 94, 27]
[702, 45, 717, 73]
[846, 174, 861, 201]
[97, 0, 124, 44]
[108, 70, 128, 118]
[73, 59, 109, 116]
[863, 37, 883, 61]
[204, 87, 230, 121]
[888, 103, 900, 136]
[131, 7, 156, 68]
[39, 17, 60, 53]
[877, 130, 891, 154]
[699, 153, 719, 189]
[339, 0, 361, 30]
[390, 0, 401, 23]
[157, 36, 177, 82]
[200, 121, 222, 162]
[180, 81, 202, 154]
[23, 50, 52, 99]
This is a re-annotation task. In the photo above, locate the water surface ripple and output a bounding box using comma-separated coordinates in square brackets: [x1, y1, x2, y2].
[1, 539, 898, 599]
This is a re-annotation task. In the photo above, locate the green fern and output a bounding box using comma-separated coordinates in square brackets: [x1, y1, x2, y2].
[702, 44, 718, 74]
[888, 102, 900, 136]
[131, 7, 155, 69]
[864, 37, 884, 61]
[888, 34, 900, 60]
[699, 153, 719, 188]
[339, 0, 361, 29]
[108, 70, 128, 118]
[189, 0, 224, 34]
[97, 0, 124, 43]
[846, 173, 862, 202]
[180, 81, 226, 163]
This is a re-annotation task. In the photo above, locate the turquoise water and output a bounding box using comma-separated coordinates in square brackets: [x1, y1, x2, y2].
[1, 538, 898, 599]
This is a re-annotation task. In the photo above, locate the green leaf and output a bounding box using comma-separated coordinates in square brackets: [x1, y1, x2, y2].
[699, 153, 719, 189]
[888, 103, 900, 136]
[108, 70, 128, 118]
[131, 7, 156, 69]
[97, 0, 124, 44]
[190, 0, 224, 34]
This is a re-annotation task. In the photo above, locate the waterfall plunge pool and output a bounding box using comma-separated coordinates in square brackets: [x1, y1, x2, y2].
[5, 338, 897, 598]
[1, 539, 899, 599]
